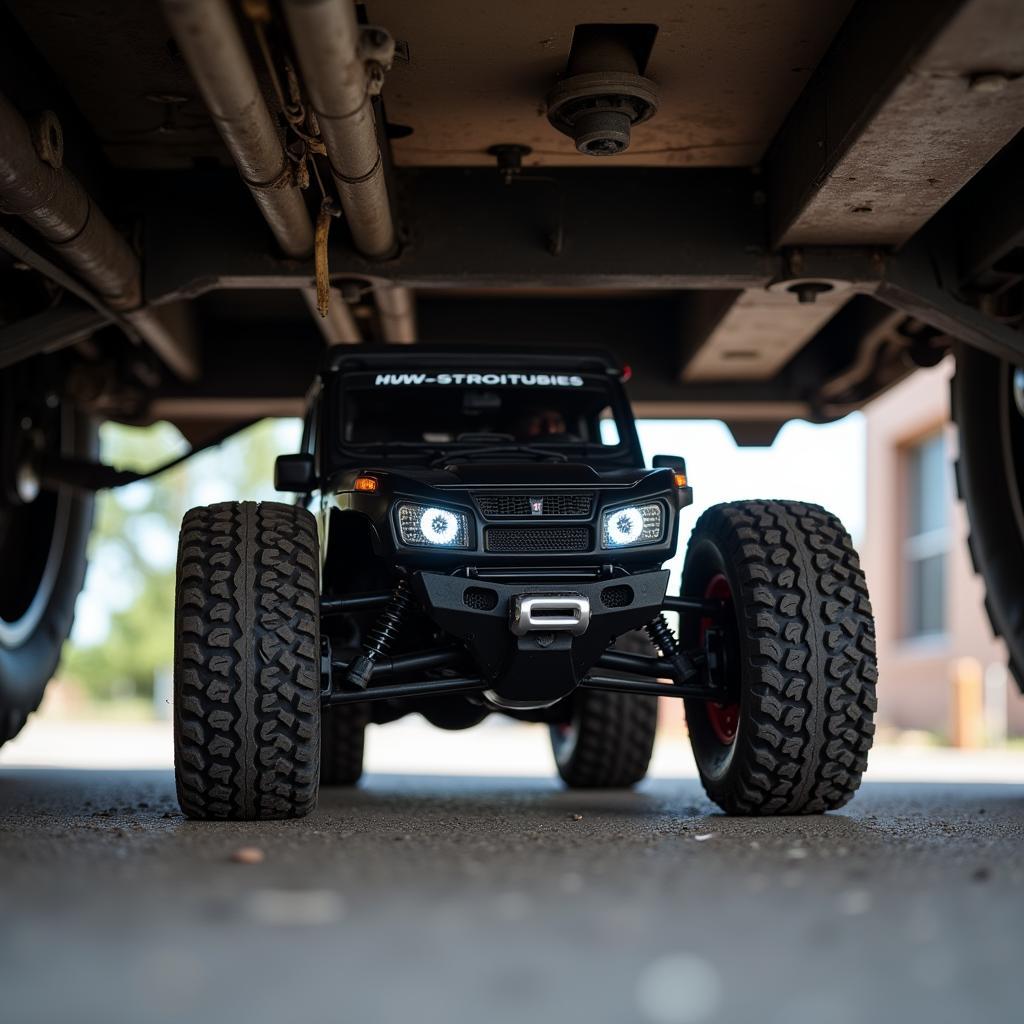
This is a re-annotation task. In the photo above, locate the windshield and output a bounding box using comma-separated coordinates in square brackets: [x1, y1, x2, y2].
[332, 370, 633, 461]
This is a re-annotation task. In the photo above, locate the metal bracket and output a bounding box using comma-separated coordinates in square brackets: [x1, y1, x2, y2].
[358, 25, 395, 95]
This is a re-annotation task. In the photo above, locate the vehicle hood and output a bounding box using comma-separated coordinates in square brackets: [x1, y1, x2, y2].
[387, 462, 655, 488]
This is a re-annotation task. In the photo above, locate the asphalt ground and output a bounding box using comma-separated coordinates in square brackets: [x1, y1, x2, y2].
[1, 763, 1022, 1024]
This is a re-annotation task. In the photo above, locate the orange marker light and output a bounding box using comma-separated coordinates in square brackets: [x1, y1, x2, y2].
[674, 473, 688, 488]
[354, 476, 379, 493]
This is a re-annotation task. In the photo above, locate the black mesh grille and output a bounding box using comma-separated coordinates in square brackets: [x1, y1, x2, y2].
[463, 587, 498, 611]
[540, 494, 593, 516]
[484, 526, 591, 553]
[477, 494, 531, 517]
[475, 493, 594, 518]
[601, 584, 634, 608]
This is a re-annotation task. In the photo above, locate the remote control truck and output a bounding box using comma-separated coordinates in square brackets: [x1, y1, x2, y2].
[173, 347, 876, 819]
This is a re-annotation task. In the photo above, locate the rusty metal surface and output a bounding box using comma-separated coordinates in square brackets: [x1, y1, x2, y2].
[375, 0, 854, 168]
[0, 304, 105, 372]
[0, 92, 140, 309]
[301, 287, 363, 345]
[5, 0, 1024, 412]
[124, 303, 200, 382]
[683, 287, 850, 381]
[162, 0, 314, 260]
[283, 0, 397, 258]
[7, 1, 853, 171]
[5, 0, 227, 170]
[770, 0, 1024, 247]
[373, 283, 417, 344]
[0, 91, 205, 378]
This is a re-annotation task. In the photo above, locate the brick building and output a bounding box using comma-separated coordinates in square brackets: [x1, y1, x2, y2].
[862, 359, 1024, 739]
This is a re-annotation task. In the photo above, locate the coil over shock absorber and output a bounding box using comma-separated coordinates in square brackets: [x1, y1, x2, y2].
[644, 614, 697, 683]
[347, 578, 413, 689]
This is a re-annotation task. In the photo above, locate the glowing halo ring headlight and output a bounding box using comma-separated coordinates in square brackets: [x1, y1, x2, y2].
[396, 502, 471, 548]
[607, 505, 644, 545]
[420, 506, 459, 544]
[601, 501, 664, 548]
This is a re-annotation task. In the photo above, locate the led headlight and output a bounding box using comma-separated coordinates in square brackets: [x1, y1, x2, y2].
[397, 503, 471, 548]
[601, 502, 663, 548]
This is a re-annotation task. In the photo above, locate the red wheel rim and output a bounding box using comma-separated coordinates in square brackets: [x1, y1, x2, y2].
[700, 573, 740, 745]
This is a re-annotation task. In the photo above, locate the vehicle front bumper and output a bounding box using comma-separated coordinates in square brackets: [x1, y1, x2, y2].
[411, 569, 670, 708]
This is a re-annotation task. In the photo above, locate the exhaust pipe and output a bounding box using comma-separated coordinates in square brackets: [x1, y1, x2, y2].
[282, 0, 397, 259]
[300, 287, 361, 344]
[163, 0, 314, 259]
[164, 0, 374, 347]
[0, 95, 140, 310]
[0, 93, 199, 379]
[373, 283, 416, 344]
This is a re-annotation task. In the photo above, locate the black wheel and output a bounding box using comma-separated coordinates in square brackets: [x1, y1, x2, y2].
[680, 501, 877, 815]
[549, 689, 658, 789]
[0, 393, 95, 748]
[320, 704, 368, 786]
[952, 346, 1024, 691]
[174, 501, 321, 820]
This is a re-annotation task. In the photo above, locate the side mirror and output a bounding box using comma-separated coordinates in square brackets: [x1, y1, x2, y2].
[652, 454, 687, 474]
[274, 453, 316, 493]
[653, 454, 692, 509]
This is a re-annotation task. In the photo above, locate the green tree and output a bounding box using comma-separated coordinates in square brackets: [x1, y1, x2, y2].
[61, 418, 300, 704]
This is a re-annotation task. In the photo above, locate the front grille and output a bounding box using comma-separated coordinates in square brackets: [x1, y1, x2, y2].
[475, 493, 594, 518]
[484, 526, 591, 553]
[540, 494, 594, 517]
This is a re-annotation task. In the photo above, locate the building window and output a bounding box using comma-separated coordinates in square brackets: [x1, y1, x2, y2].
[902, 431, 950, 639]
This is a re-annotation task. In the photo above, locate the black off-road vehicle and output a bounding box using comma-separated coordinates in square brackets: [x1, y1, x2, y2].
[173, 347, 877, 819]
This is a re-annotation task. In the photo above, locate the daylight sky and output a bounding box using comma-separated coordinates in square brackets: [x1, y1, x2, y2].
[636, 414, 865, 542]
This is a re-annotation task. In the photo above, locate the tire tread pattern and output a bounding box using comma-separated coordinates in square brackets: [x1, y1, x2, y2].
[950, 354, 1024, 691]
[0, 414, 96, 748]
[685, 500, 877, 814]
[174, 501, 320, 820]
[553, 690, 658, 789]
[320, 705, 369, 786]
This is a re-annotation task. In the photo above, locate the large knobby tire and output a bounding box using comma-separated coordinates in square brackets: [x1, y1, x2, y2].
[320, 704, 369, 786]
[174, 501, 321, 820]
[550, 689, 658, 788]
[681, 501, 877, 815]
[0, 407, 95, 747]
[951, 346, 1024, 691]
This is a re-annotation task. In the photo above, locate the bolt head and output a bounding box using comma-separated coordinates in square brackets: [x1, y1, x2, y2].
[788, 281, 834, 305]
[969, 73, 1010, 94]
